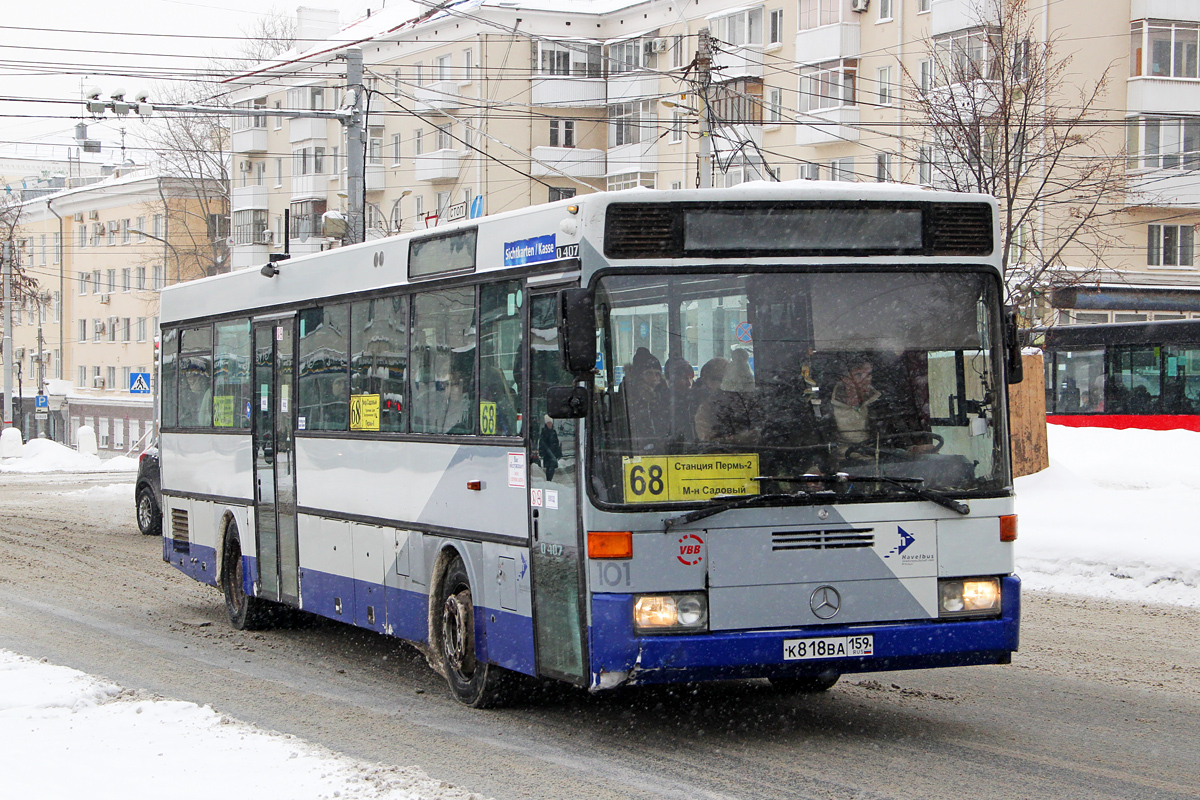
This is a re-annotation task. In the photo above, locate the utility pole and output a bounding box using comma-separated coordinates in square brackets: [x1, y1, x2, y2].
[2, 241, 12, 428]
[35, 310, 45, 439]
[697, 27, 713, 190]
[345, 48, 365, 245]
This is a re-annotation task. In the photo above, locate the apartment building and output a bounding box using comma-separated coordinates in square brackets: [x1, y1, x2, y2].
[223, 0, 1200, 325]
[6, 171, 221, 447]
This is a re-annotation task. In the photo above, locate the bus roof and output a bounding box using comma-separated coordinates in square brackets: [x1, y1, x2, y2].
[160, 181, 998, 325]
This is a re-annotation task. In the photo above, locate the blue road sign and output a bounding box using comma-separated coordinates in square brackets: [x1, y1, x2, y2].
[130, 372, 151, 394]
[469, 194, 484, 219]
[34, 394, 48, 409]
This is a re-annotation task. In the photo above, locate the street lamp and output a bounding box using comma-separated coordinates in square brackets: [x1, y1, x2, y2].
[129, 228, 179, 287]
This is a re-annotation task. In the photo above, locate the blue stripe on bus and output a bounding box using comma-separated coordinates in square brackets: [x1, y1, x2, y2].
[164, 538, 220, 587]
[589, 576, 1021, 685]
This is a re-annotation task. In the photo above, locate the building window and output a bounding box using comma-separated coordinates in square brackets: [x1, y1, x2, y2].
[830, 156, 855, 181]
[549, 187, 577, 202]
[93, 319, 102, 342]
[799, 0, 839, 31]
[714, 7, 763, 47]
[77, 225, 86, 250]
[121, 219, 130, 244]
[919, 0, 931, 11]
[137, 317, 147, 342]
[53, 291, 60, 323]
[414, 129, 424, 156]
[919, 58, 935, 93]
[876, 152, 893, 182]
[79, 271, 89, 295]
[463, 48, 474, 82]
[1131, 20, 1200, 79]
[122, 318, 131, 342]
[933, 28, 998, 83]
[799, 60, 857, 112]
[274, 100, 282, 129]
[392, 133, 403, 164]
[1129, 116, 1200, 170]
[107, 366, 116, 390]
[135, 217, 145, 241]
[607, 172, 656, 191]
[878, 0, 892, 21]
[106, 221, 118, 246]
[671, 34, 686, 69]
[107, 316, 117, 343]
[79, 319, 87, 344]
[767, 87, 783, 124]
[106, 269, 116, 293]
[292, 146, 326, 176]
[1148, 223, 1195, 266]
[289, 199, 328, 241]
[918, 145, 934, 185]
[233, 210, 269, 245]
[877, 66, 893, 105]
[549, 119, 575, 148]
[435, 124, 453, 151]
[135, 267, 145, 290]
[78, 366, 87, 386]
[368, 126, 385, 165]
[769, 9, 784, 45]
[609, 101, 655, 147]
[121, 268, 130, 292]
[669, 111, 685, 142]
[152, 265, 164, 291]
[152, 214, 163, 238]
[608, 39, 642, 75]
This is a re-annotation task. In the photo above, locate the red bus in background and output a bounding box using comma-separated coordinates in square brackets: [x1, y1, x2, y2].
[1039, 319, 1200, 432]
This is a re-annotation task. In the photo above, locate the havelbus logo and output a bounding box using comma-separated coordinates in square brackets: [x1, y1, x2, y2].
[885, 526, 915, 558]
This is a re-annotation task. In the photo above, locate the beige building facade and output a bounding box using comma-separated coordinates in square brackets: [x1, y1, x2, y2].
[220, 0, 1199, 324]
[6, 172, 219, 447]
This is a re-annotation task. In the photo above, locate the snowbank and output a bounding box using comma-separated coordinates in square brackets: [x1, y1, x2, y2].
[0, 438, 138, 473]
[0, 650, 490, 800]
[1015, 425, 1200, 608]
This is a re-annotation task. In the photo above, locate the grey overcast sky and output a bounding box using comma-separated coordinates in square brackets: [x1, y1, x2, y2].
[1, 0, 376, 163]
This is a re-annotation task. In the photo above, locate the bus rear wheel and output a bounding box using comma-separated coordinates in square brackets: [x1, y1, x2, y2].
[439, 555, 512, 708]
[222, 526, 276, 631]
[769, 671, 841, 694]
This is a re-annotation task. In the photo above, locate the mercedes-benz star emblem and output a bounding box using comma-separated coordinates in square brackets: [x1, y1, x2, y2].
[810, 585, 841, 620]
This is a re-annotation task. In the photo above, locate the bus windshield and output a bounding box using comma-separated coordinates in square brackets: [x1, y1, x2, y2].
[589, 270, 1009, 507]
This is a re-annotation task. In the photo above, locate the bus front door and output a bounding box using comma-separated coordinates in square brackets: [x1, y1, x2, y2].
[527, 292, 588, 684]
[253, 318, 300, 606]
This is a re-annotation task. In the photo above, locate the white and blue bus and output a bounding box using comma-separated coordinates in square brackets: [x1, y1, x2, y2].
[158, 182, 1022, 706]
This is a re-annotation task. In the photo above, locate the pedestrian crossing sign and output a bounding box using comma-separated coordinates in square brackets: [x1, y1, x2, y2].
[130, 372, 151, 394]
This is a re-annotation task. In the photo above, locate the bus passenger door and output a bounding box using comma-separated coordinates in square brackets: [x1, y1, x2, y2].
[253, 318, 300, 606]
[527, 291, 588, 684]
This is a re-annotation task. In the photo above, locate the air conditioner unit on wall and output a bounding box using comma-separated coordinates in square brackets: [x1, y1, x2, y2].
[850, 0, 870, 11]
[93, 376, 106, 389]
[260, 229, 274, 244]
[88, 210, 99, 220]
[99, 294, 110, 304]
[652, 38, 670, 53]
[73, 213, 84, 223]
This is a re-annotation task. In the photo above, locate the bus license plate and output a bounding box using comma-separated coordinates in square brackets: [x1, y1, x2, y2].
[783, 635, 874, 661]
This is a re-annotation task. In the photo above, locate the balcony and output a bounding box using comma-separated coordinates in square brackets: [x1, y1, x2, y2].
[795, 106, 860, 146]
[365, 163, 386, 192]
[606, 140, 659, 176]
[414, 81, 460, 112]
[607, 72, 661, 104]
[1131, 0, 1200, 23]
[231, 127, 268, 154]
[289, 117, 329, 143]
[795, 23, 860, 65]
[713, 44, 765, 80]
[1128, 169, 1200, 208]
[232, 184, 269, 211]
[531, 147, 606, 178]
[1127, 77, 1200, 115]
[930, 0, 1000, 36]
[531, 77, 607, 107]
[291, 174, 326, 200]
[413, 149, 463, 183]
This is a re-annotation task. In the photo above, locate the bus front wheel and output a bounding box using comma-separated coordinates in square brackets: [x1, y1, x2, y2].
[439, 555, 512, 708]
[221, 526, 276, 631]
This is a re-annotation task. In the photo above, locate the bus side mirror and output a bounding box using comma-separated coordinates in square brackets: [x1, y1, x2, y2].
[559, 288, 596, 378]
[1005, 306, 1024, 385]
[546, 385, 589, 419]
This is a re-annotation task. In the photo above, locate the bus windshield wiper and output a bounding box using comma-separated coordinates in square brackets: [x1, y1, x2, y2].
[755, 473, 970, 516]
[663, 490, 809, 532]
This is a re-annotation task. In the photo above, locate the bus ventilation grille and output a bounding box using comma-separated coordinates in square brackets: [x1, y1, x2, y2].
[927, 202, 993, 255]
[171, 508, 189, 546]
[604, 204, 678, 258]
[772, 528, 875, 551]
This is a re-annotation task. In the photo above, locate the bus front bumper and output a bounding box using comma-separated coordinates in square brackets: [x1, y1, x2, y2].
[588, 576, 1020, 689]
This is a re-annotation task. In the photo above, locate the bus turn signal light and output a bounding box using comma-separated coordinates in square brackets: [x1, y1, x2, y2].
[1000, 515, 1018, 542]
[588, 531, 632, 559]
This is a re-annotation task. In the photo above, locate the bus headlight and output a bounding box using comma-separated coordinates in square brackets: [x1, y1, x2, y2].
[633, 593, 708, 633]
[938, 577, 1001, 617]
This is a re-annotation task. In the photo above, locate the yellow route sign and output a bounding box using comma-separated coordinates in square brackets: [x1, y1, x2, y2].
[479, 401, 497, 435]
[622, 454, 760, 504]
[350, 394, 381, 431]
[212, 395, 235, 428]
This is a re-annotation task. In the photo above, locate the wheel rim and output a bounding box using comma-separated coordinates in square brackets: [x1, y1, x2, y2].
[442, 589, 475, 681]
[137, 493, 153, 529]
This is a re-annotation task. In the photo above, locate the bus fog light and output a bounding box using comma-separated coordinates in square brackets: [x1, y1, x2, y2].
[633, 593, 708, 632]
[939, 578, 1001, 617]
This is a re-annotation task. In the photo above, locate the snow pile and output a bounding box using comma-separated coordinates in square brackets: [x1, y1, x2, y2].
[1015, 425, 1200, 608]
[0, 438, 139, 473]
[66, 483, 136, 500]
[0, 650, 491, 800]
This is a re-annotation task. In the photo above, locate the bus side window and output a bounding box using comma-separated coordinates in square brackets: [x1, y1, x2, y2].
[298, 305, 350, 431]
[478, 280, 523, 436]
[161, 328, 179, 428]
[351, 295, 407, 433]
[178, 325, 213, 428]
[410, 287, 476, 435]
[214, 319, 252, 429]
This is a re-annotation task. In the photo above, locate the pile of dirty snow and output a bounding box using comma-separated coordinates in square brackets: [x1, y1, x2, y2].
[0, 438, 138, 473]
